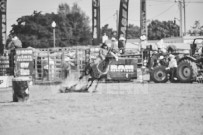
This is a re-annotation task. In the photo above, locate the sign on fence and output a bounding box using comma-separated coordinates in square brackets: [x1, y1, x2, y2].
[107, 58, 138, 81]
[15, 49, 34, 76]
[0, 55, 9, 75]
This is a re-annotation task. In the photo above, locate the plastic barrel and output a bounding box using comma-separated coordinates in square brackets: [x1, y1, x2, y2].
[12, 77, 30, 102]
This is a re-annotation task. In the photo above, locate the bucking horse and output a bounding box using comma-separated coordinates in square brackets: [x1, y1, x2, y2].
[59, 43, 119, 93]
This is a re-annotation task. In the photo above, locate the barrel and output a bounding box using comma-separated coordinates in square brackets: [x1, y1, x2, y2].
[12, 77, 30, 102]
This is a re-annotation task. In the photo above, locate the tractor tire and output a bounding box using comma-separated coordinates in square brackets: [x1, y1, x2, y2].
[177, 59, 198, 83]
[150, 66, 168, 83]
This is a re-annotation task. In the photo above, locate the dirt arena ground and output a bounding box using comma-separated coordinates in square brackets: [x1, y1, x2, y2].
[0, 82, 203, 135]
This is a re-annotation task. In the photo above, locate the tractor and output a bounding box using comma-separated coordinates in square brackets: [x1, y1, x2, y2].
[149, 38, 203, 83]
[176, 38, 203, 83]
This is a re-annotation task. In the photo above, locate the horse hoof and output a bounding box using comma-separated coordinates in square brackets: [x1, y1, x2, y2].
[59, 87, 66, 93]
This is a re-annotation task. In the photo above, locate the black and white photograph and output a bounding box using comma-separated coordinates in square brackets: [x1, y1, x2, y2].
[0, 0, 203, 134]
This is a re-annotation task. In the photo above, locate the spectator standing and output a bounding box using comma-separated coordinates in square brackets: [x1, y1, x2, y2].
[118, 36, 126, 54]
[149, 51, 158, 69]
[102, 33, 108, 43]
[166, 54, 178, 81]
[7, 35, 22, 76]
[140, 35, 147, 50]
[158, 55, 168, 66]
[111, 37, 118, 51]
[8, 36, 22, 51]
[157, 39, 165, 52]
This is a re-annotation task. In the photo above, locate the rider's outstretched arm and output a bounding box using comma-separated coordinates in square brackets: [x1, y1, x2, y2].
[109, 51, 118, 61]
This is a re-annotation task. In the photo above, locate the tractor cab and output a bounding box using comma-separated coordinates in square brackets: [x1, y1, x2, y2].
[190, 38, 203, 56]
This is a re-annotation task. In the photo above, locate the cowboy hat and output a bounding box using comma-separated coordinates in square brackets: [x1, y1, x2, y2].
[111, 37, 116, 41]
[12, 36, 18, 40]
[169, 54, 175, 59]
[159, 56, 164, 60]
[119, 37, 126, 41]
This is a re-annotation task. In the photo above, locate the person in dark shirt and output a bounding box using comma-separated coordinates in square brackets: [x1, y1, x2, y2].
[118, 37, 126, 54]
[7, 35, 22, 76]
[149, 51, 158, 69]
[158, 55, 168, 67]
[7, 35, 22, 51]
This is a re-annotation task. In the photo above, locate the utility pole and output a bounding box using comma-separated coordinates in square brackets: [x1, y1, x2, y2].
[116, 10, 119, 32]
[178, 0, 183, 37]
[183, 0, 186, 36]
[140, 0, 147, 37]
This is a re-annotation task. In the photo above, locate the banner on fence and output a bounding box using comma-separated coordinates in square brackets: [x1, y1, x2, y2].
[0, 55, 9, 75]
[15, 49, 34, 76]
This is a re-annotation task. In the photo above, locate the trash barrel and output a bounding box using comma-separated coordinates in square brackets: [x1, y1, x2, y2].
[12, 77, 30, 102]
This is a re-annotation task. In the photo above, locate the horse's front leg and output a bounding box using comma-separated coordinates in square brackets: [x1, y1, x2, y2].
[93, 79, 100, 92]
[87, 78, 94, 89]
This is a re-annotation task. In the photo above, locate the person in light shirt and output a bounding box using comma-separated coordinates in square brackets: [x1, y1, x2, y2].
[111, 37, 118, 51]
[140, 35, 147, 50]
[102, 33, 108, 43]
[166, 54, 178, 81]
[196, 41, 203, 64]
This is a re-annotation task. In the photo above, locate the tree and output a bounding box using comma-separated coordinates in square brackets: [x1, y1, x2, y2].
[58, 3, 70, 15]
[10, 11, 53, 48]
[147, 20, 179, 40]
[66, 3, 91, 45]
[127, 24, 140, 39]
[9, 3, 92, 48]
[101, 24, 113, 39]
[188, 20, 203, 36]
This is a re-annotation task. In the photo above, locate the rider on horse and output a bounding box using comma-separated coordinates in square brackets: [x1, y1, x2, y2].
[60, 43, 119, 93]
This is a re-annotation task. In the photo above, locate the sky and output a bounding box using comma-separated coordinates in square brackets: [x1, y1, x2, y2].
[7, 0, 203, 33]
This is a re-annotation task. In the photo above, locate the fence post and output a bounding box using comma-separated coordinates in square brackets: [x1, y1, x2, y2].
[48, 52, 50, 81]
[34, 53, 37, 84]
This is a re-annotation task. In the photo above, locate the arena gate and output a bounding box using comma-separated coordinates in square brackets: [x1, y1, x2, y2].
[33, 47, 88, 84]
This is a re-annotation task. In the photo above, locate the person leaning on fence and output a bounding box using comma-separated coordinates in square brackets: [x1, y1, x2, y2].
[7, 35, 22, 51]
[7, 35, 22, 75]
[166, 54, 178, 81]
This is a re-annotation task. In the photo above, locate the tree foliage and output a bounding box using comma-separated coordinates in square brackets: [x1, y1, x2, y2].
[101, 24, 140, 40]
[127, 24, 140, 39]
[101, 24, 113, 39]
[10, 3, 91, 48]
[101, 20, 179, 40]
[147, 20, 179, 40]
[188, 20, 203, 36]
